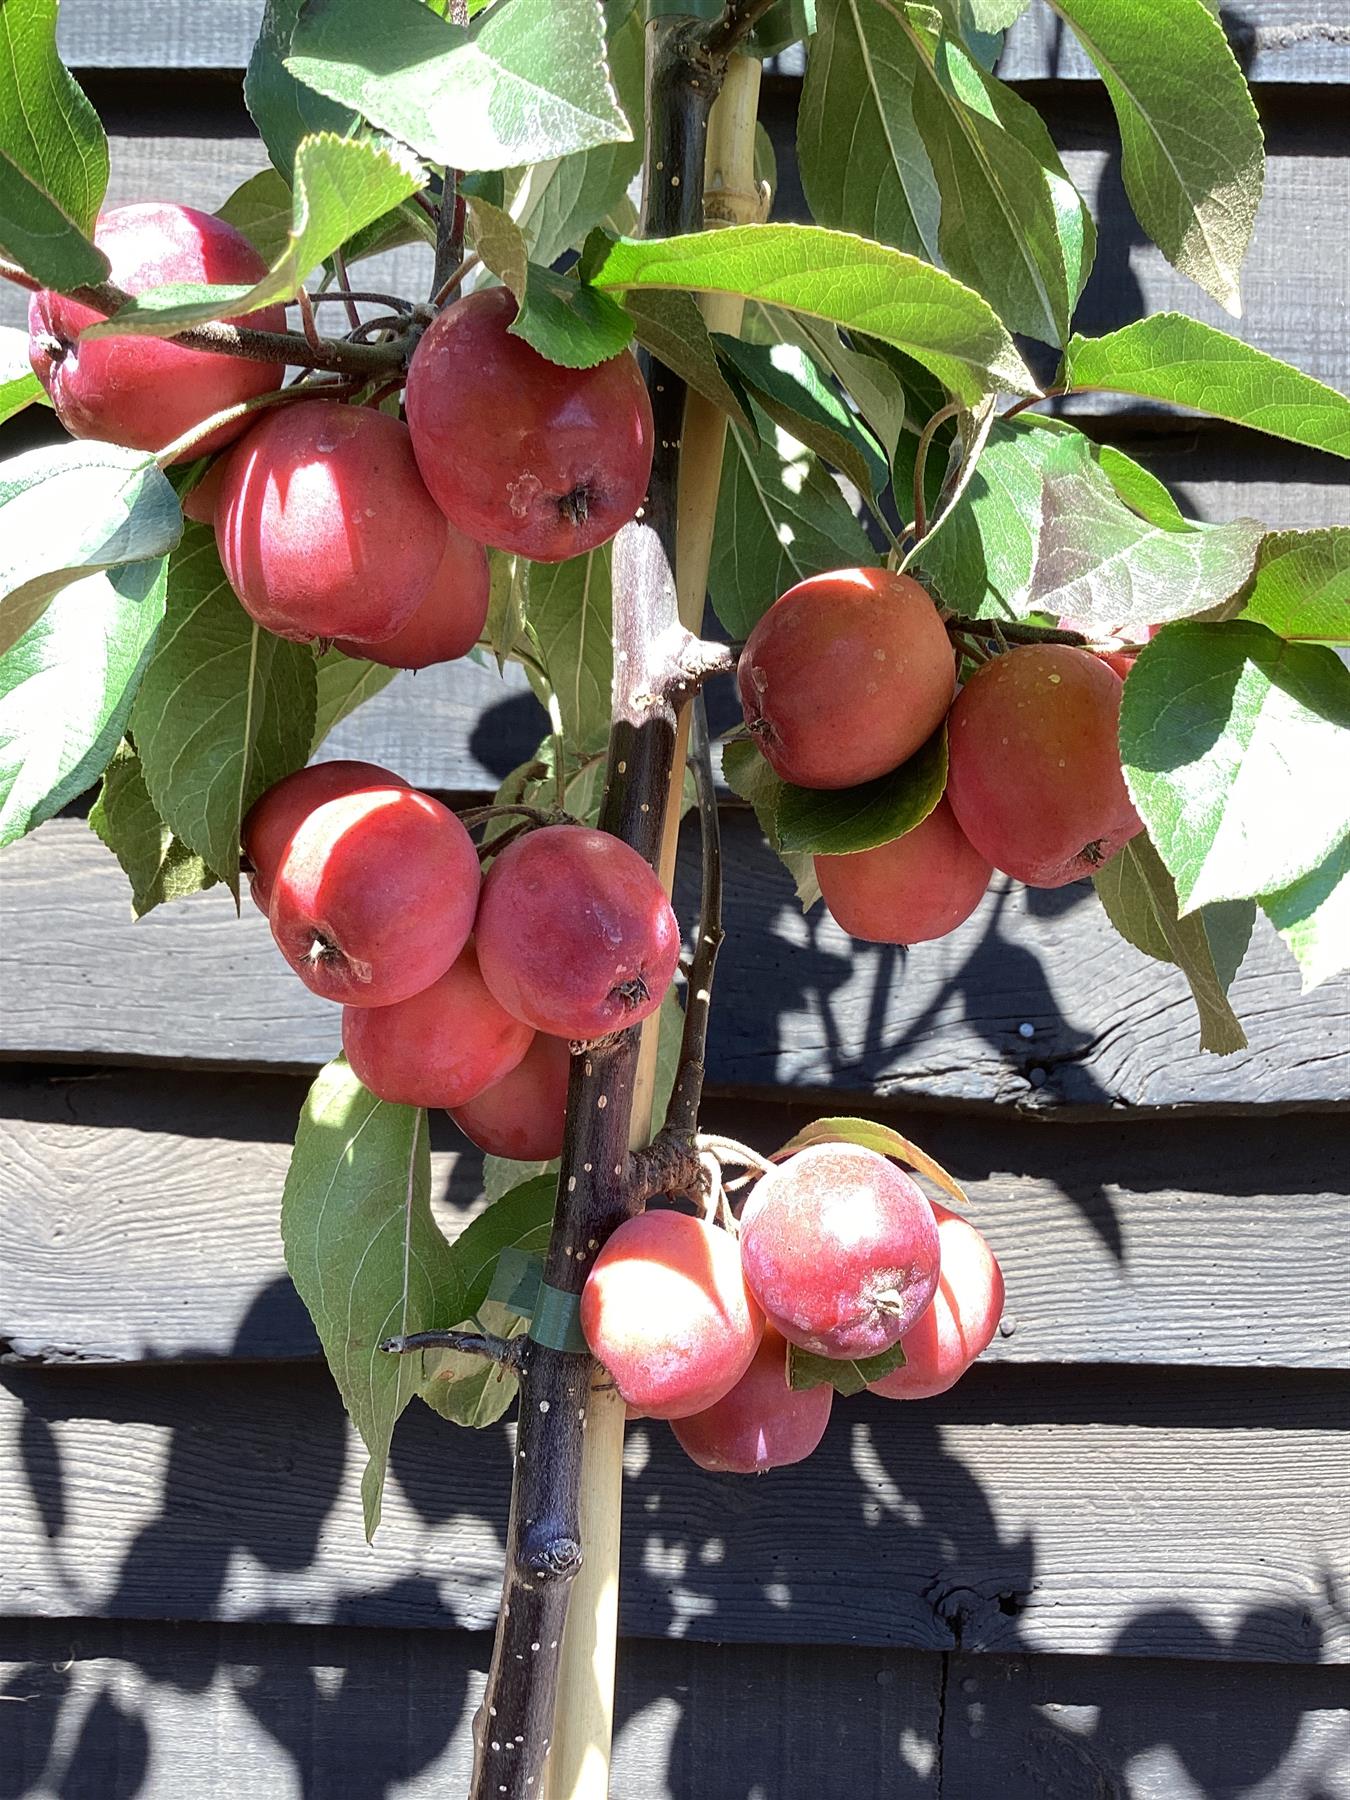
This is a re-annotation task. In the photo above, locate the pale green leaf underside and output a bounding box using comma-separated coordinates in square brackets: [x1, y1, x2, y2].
[1120, 622, 1350, 914]
[286, 0, 630, 174]
[1260, 835, 1350, 994]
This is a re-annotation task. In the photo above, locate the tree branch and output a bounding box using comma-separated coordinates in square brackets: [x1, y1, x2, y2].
[701, 0, 780, 58]
[944, 611, 1138, 654]
[467, 21, 724, 1800]
[381, 1329, 524, 1368]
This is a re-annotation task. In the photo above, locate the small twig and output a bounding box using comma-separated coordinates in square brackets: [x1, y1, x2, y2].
[0, 256, 42, 292]
[151, 380, 357, 467]
[698, 1133, 774, 1175]
[456, 802, 560, 833]
[1003, 384, 1071, 422]
[329, 249, 363, 332]
[311, 284, 417, 317]
[381, 1329, 524, 1369]
[431, 252, 481, 311]
[432, 170, 468, 304]
[944, 611, 1137, 655]
[701, 0, 781, 57]
[911, 401, 963, 545]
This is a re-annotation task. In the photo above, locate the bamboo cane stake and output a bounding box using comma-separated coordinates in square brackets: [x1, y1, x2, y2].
[542, 49, 765, 1800]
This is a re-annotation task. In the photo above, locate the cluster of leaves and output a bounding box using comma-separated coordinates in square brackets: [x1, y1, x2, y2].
[1, 0, 1347, 1508]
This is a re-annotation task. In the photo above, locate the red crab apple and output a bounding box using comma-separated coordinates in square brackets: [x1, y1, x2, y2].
[268, 787, 478, 1007]
[342, 942, 533, 1108]
[448, 1030, 572, 1161]
[946, 643, 1143, 888]
[405, 286, 655, 562]
[868, 1204, 1005, 1400]
[580, 1211, 764, 1421]
[28, 202, 285, 457]
[216, 400, 447, 644]
[333, 518, 490, 669]
[815, 798, 993, 945]
[736, 568, 954, 789]
[474, 825, 680, 1040]
[242, 759, 406, 914]
[739, 1143, 941, 1359]
[671, 1324, 833, 1474]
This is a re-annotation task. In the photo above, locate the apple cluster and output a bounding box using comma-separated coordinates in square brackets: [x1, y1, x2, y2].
[29, 205, 656, 670]
[581, 1143, 1004, 1475]
[737, 567, 1145, 945]
[243, 760, 680, 1159]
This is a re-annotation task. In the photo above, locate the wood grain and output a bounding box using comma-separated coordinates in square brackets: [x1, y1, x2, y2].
[0, 1619, 947, 1800]
[49, 0, 1350, 86]
[3, 1363, 1346, 1661]
[4, 1074, 1348, 1371]
[4, 819, 1345, 1111]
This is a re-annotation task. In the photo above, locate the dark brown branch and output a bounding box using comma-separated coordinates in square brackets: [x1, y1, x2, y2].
[660, 697, 724, 1150]
[62, 278, 412, 376]
[944, 612, 1136, 653]
[701, 0, 781, 58]
[432, 172, 467, 304]
[381, 1329, 523, 1368]
[468, 20, 721, 1800]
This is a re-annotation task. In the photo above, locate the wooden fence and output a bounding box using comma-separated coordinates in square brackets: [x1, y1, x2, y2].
[2, 3, 1348, 1794]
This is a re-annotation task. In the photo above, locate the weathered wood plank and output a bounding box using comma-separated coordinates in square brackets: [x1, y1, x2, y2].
[0, 1618, 946, 1799]
[51, 0, 1350, 86]
[3, 818, 1345, 1110]
[941, 1650, 1350, 1800]
[2, 115, 1349, 410]
[4, 1072, 1349, 1371]
[2, 1364, 1346, 1660]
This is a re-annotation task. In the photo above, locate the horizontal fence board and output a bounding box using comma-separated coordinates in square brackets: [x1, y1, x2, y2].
[941, 1649, 1350, 1800]
[3, 818, 1346, 1111]
[0, 1619, 946, 1800]
[2, 114, 1348, 412]
[3, 1072, 1349, 1372]
[50, 0, 1350, 86]
[5, 1621, 1347, 1800]
[3, 1364, 1346, 1661]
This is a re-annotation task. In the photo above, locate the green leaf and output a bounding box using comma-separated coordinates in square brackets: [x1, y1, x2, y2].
[755, 313, 911, 463]
[1261, 835, 1350, 993]
[625, 292, 753, 433]
[1048, 0, 1262, 315]
[419, 1174, 558, 1427]
[286, 0, 631, 174]
[716, 335, 888, 496]
[484, 551, 527, 669]
[797, 0, 940, 262]
[466, 198, 633, 368]
[130, 526, 317, 896]
[215, 168, 295, 264]
[771, 1114, 972, 1212]
[964, 0, 1030, 25]
[281, 1058, 457, 1538]
[908, 18, 1094, 345]
[789, 1341, 907, 1396]
[84, 134, 424, 339]
[1092, 442, 1188, 531]
[0, 0, 109, 288]
[775, 726, 948, 855]
[709, 403, 873, 640]
[245, 0, 361, 181]
[505, 6, 644, 266]
[721, 738, 822, 912]
[1237, 530, 1350, 643]
[590, 224, 1038, 403]
[0, 442, 181, 657]
[0, 327, 44, 427]
[917, 419, 1263, 634]
[0, 558, 167, 847]
[88, 742, 218, 917]
[1062, 317, 1350, 459]
[310, 647, 398, 754]
[526, 547, 613, 748]
[1094, 834, 1251, 1055]
[1119, 622, 1350, 913]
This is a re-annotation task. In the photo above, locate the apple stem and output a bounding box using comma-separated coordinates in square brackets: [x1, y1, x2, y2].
[945, 614, 1143, 655]
[381, 1328, 523, 1367]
